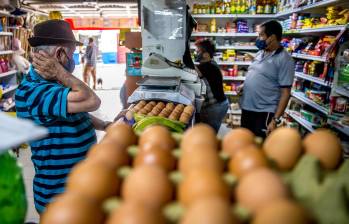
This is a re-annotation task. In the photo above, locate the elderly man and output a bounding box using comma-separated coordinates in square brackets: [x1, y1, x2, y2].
[15, 20, 110, 214]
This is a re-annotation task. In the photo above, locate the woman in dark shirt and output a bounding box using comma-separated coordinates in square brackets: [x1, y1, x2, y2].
[196, 39, 229, 132]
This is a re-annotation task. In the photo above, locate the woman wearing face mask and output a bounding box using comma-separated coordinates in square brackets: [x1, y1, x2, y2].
[195, 39, 229, 133]
[239, 20, 295, 138]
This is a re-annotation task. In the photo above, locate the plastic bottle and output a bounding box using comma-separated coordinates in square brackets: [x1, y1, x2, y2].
[249, 0, 256, 14]
[210, 18, 217, 33]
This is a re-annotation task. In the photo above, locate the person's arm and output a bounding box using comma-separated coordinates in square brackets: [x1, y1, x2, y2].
[267, 88, 291, 134]
[32, 51, 101, 113]
[267, 56, 295, 135]
[195, 65, 203, 78]
[89, 114, 112, 131]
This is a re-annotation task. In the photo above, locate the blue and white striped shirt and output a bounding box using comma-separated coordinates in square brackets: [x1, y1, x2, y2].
[15, 67, 97, 213]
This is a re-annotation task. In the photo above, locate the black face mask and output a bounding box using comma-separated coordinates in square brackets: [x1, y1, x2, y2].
[195, 52, 204, 62]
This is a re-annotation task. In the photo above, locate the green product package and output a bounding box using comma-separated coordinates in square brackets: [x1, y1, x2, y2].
[0, 151, 27, 224]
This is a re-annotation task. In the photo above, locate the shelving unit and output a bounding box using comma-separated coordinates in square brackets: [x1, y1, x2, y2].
[190, 0, 349, 132]
[328, 119, 349, 136]
[0, 11, 19, 113]
[285, 110, 315, 133]
[191, 32, 258, 37]
[224, 91, 238, 96]
[0, 50, 14, 55]
[0, 70, 18, 79]
[291, 91, 329, 115]
[194, 61, 252, 66]
[223, 76, 246, 81]
[2, 85, 19, 95]
[276, 0, 342, 17]
[291, 53, 327, 62]
[294, 72, 332, 87]
[190, 44, 257, 50]
[284, 25, 348, 34]
[192, 14, 275, 19]
[0, 31, 13, 36]
[334, 86, 349, 98]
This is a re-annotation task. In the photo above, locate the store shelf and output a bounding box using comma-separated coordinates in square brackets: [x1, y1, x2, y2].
[0, 32, 13, 36]
[225, 91, 238, 96]
[286, 110, 315, 133]
[190, 45, 258, 50]
[0, 50, 14, 55]
[334, 86, 349, 98]
[284, 25, 348, 34]
[195, 61, 252, 66]
[218, 61, 252, 66]
[0, 9, 12, 17]
[192, 32, 258, 37]
[0, 70, 17, 79]
[192, 14, 275, 19]
[328, 119, 349, 136]
[223, 76, 246, 81]
[295, 72, 331, 87]
[2, 85, 18, 95]
[217, 45, 258, 50]
[277, 0, 342, 17]
[291, 91, 329, 115]
[292, 53, 327, 62]
[228, 109, 242, 115]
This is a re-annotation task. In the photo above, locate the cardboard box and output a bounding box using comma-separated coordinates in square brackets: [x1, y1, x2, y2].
[125, 32, 142, 49]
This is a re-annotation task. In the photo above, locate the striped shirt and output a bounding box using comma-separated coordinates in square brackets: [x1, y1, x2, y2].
[15, 67, 97, 213]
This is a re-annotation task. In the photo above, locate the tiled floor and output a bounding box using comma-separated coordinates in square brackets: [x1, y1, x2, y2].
[19, 63, 125, 223]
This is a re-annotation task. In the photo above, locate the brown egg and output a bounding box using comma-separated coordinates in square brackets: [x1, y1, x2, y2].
[139, 109, 148, 115]
[156, 102, 166, 109]
[166, 102, 175, 110]
[149, 101, 157, 106]
[263, 128, 303, 170]
[106, 123, 137, 148]
[179, 113, 191, 124]
[169, 112, 180, 121]
[180, 147, 223, 175]
[303, 129, 342, 169]
[107, 201, 166, 224]
[229, 145, 268, 178]
[236, 168, 288, 213]
[183, 105, 195, 115]
[252, 199, 310, 224]
[87, 141, 130, 169]
[122, 165, 174, 209]
[180, 197, 238, 224]
[179, 169, 229, 207]
[66, 160, 120, 202]
[139, 125, 176, 152]
[181, 124, 218, 152]
[41, 193, 104, 224]
[222, 128, 255, 157]
[134, 147, 176, 172]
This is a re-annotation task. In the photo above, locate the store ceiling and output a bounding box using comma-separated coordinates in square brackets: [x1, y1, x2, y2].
[21, 0, 139, 17]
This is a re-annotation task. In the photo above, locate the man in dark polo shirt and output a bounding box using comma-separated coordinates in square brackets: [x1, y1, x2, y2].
[239, 20, 295, 137]
[196, 39, 229, 132]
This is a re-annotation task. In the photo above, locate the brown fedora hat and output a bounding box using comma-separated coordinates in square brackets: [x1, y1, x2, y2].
[28, 20, 83, 47]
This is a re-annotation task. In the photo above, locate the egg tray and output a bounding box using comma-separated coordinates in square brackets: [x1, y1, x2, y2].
[102, 145, 248, 224]
[129, 101, 195, 125]
[101, 134, 349, 224]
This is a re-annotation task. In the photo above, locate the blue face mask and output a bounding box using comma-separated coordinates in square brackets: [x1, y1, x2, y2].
[61, 50, 75, 73]
[255, 38, 268, 50]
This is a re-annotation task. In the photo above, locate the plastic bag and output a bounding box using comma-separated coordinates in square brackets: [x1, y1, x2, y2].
[0, 151, 27, 224]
